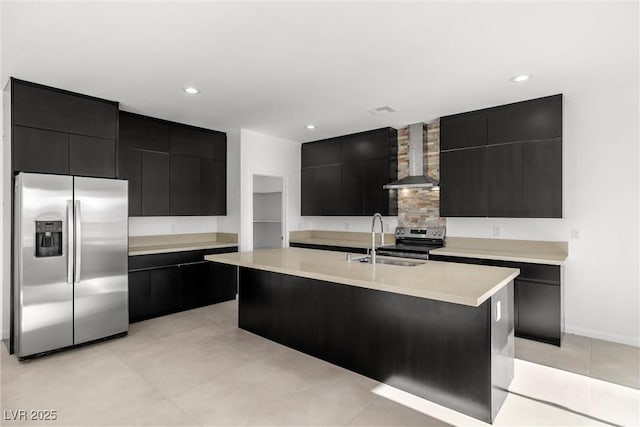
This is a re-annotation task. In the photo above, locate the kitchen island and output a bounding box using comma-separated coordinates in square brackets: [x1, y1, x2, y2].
[205, 248, 519, 423]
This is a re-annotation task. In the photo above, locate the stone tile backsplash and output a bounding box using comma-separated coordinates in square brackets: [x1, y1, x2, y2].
[397, 122, 444, 227]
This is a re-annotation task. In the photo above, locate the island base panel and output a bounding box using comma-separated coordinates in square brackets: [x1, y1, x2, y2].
[237, 266, 514, 423]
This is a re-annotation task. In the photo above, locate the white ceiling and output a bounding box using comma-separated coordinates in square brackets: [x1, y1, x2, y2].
[2, 1, 637, 142]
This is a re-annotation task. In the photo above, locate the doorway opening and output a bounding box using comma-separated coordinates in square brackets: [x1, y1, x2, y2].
[252, 174, 284, 249]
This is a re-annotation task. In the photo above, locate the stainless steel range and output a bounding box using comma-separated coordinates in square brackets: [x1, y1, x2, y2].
[376, 226, 446, 260]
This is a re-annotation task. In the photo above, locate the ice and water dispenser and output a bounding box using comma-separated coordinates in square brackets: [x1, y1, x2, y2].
[35, 220, 63, 257]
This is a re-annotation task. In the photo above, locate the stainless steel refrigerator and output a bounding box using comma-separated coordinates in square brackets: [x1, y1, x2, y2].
[14, 172, 128, 358]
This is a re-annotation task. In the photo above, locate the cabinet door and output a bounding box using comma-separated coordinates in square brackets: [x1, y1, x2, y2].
[439, 147, 487, 217]
[180, 261, 211, 310]
[12, 126, 69, 174]
[200, 159, 226, 215]
[69, 135, 116, 178]
[210, 262, 237, 303]
[149, 266, 180, 317]
[515, 279, 561, 344]
[523, 139, 562, 218]
[342, 129, 391, 162]
[141, 151, 170, 216]
[119, 112, 170, 152]
[12, 81, 72, 133]
[301, 165, 342, 215]
[170, 125, 216, 159]
[488, 95, 562, 145]
[487, 143, 523, 217]
[440, 111, 487, 150]
[170, 155, 201, 215]
[128, 270, 151, 323]
[301, 139, 342, 168]
[119, 149, 142, 216]
[66, 95, 117, 140]
[342, 158, 391, 215]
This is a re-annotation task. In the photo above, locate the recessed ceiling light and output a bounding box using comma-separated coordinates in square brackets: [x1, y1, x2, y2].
[184, 87, 200, 94]
[511, 74, 530, 83]
[306, 124, 316, 130]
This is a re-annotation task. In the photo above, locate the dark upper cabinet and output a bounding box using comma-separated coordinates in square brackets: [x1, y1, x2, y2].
[201, 159, 226, 215]
[440, 111, 487, 150]
[69, 135, 116, 178]
[170, 155, 201, 215]
[12, 79, 117, 140]
[10, 79, 117, 177]
[301, 139, 342, 168]
[119, 112, 170, 152]
[440, 94, 562, 218]
[301, 165, 342, 216]
[439, 147, 487, 217]
[12, 82, 71, 134]
[342, 130, 390, 162]
[117, 111, 227, 217]
[119, 149, 142, 216]
[170, 124, 225, 159]
[487, 143, 523, 217]
[301, 127, 397, 216]
[488, 95, 562, 145]
[141, 151, 170, 216]
[342, 158, 392, 215]
[523, 138, 562, 218]
[12, 126, 69, 175]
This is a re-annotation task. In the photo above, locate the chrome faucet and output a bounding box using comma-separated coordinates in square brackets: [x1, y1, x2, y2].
[370, 213, 385, 265]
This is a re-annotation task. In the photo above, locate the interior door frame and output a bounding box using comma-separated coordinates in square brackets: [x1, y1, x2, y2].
[251, 171, 286, 250]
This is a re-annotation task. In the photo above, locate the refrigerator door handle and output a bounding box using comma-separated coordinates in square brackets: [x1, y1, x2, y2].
[74, 200, 82, 283]
[67, 200, 74, 284]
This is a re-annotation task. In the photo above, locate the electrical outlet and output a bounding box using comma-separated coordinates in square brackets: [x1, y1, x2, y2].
[571, 228, 581, 240]
[492, 226, 501, 237]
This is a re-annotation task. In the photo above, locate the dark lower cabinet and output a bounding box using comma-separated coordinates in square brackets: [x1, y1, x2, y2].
[440, 147, 487, 217]
[515, 279, 561, 343]
[128, 270, 152, 322]
[141, 151, 170, 216]
[429, 254, 562, 345]
[180, 261, 211, 310]
[149, 266, 180, 317]
[128, 248, 238, 323]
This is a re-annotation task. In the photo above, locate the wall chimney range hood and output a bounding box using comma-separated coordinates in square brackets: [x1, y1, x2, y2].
[383, 123, 439, 190]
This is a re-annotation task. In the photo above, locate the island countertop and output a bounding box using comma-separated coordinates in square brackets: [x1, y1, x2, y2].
[205, 247, 519, 307]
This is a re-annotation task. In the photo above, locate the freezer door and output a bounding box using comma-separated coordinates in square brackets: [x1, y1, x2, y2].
[14, 173, 74, 357]
[73, 177, 128, 344]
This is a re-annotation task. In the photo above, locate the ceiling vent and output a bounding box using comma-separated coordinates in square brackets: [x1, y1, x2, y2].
[368, 105, 396, 115]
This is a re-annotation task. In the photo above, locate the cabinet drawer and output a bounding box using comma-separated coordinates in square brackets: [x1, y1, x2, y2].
[129, 247, 238, 270]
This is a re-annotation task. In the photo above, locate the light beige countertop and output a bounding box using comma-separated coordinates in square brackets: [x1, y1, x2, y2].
[129, 232, 238, 256]
[289, 230, 395, 250]
[205, 247, 519, 307]
[430, 237, 569, 265]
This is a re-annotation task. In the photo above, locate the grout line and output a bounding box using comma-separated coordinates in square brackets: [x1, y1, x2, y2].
[342, 393, 379, 426]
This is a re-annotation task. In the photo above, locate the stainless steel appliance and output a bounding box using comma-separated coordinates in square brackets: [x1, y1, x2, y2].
[14, 173, 128, 358]
[376, 226, 446, 260]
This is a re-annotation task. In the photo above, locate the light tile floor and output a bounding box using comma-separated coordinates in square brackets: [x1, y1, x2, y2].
[1, 300, 638, 426]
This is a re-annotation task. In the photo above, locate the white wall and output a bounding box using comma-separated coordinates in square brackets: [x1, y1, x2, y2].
[447, 83, 640, 346]
[301, 217, 398, 234]
[239, 129, 300, 251]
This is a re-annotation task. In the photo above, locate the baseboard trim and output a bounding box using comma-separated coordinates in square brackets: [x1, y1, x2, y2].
[564, 325, 639, 347]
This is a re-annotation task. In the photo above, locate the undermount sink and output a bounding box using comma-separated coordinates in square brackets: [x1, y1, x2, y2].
[353, 256, 422, 267]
